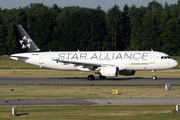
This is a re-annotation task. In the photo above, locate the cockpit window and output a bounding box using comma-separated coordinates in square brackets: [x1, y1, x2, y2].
[161, 56, 171, 59]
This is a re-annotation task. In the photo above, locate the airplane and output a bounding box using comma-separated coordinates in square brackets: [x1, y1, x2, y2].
[10, 25, 178, 80]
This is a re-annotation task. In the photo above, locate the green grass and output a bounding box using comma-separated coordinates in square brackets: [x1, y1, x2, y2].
[1, 85, 180, 99]
[0, 105, 180, 120]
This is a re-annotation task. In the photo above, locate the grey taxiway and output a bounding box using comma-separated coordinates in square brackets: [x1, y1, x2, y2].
[1, 98, 180, 106]
[0, 77, 180, 86]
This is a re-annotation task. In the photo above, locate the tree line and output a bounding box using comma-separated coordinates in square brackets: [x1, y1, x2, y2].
[0, 1, 180, 56]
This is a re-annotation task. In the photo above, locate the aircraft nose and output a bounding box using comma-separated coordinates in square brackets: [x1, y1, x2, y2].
[171, 59, 178, 68]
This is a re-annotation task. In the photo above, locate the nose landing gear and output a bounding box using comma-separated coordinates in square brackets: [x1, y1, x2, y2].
[152, 70, 157, 80]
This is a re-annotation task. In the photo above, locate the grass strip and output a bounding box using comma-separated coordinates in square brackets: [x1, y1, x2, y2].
[0, 105, 180, 120]
[1, 85, 180, 99]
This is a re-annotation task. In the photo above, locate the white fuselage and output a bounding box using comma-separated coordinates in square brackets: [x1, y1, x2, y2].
[10, 51, 178, 71]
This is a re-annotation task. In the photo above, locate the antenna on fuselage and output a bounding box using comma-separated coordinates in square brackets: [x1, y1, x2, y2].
[151, 49, 153, 52]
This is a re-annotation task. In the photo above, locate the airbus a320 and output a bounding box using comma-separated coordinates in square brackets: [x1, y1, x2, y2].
[10, 25, 178, 80]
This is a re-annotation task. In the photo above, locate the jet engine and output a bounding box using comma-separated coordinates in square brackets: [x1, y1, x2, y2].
[100, 67, 119, 77]
[119, 70, 135, 76]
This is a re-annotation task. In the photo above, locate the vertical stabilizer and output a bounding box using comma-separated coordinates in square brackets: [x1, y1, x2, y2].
[13, 25, 41, 52]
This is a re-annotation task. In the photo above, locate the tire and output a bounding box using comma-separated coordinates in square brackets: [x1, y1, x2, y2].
[152, 76, 157, 80]
[88, 75, 95, 80]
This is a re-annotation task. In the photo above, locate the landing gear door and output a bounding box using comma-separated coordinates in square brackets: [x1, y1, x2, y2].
[39, 54, 44, 64]
[149, 53, 155, 64]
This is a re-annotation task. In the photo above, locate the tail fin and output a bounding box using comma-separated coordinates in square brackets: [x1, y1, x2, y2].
[13, 25, 41, 52]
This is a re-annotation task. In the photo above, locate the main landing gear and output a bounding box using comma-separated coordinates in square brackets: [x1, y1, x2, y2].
[87, 70, 106, 80]
[87, 74, 106, 80]
[87, 70, 95, 80]
[152, 70, 157, 80]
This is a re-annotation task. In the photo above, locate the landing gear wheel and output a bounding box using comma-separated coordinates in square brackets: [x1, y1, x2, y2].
[88, 75, 95, 80]
[152, 76, 157, 80]
[99, 74, 106, 79]
[152, 70, 157, 80]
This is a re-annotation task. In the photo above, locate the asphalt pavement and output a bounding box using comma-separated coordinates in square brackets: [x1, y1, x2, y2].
[0, 77, 180, 86]
[1, 98, 180, 105]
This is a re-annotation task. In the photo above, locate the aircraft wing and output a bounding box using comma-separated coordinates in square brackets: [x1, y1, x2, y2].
[53, 59, 106, 67]
[52, 59, 127, 70]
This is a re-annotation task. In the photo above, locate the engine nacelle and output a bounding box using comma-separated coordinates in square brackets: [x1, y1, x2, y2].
[100, 67, 119, 77]
[119, 70, 136, 76]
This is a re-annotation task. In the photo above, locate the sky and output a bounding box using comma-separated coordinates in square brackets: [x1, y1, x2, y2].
[0, 0, 178, 10]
